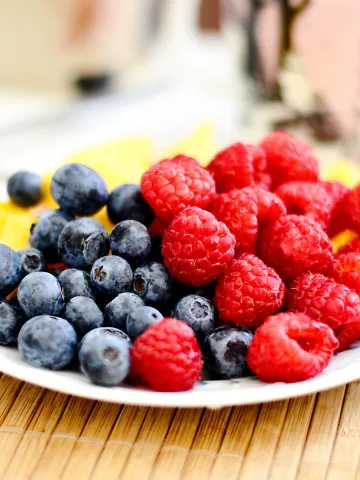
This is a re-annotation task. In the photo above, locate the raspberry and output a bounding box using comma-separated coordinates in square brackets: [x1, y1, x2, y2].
[274, 181, 332, 229]
[258, 215, 334, 283]
[335, 186, 360, 235]
[260, 131, 319, 188]
[337, 236, 360, 256]
[209, 189, 258, 255]
[207, 143, 268, 193]
[148, 217, 166, 237]
[141, 158, 216, 225]
[320, 181, 350, 237]
[162, 207, 236, 286]
[215, 254, 286, 328]
[130, 318, 203, 392]
[287, 273, 360, 330]
[246, 312, 338, 382]
[242, 186, 286, 227]
[329, 253, 360, 296]
[160, 154, 199, 167]
[333, 322, 360, 352]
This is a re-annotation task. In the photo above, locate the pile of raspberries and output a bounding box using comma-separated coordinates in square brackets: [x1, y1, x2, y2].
[133, 131, 360, 390]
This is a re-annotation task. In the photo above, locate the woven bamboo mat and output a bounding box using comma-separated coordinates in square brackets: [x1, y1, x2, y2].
[0, 373, 359, 480]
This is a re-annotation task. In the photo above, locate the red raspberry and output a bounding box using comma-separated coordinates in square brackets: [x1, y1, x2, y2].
[215, 254, 286, 328]
[320, 181, 351, 237]
[160, 154, 199, 167]
[274, 181, 332, 230]
[333, 322, 360, 353]
[334, 186, 360, 235]
[162, 207, 236, 286]
[287, 273, 360, 329]
[207, 143, 269, 193]
[337, 236, 360, 256]
[130, 318, 203, 392]
[209, 189, 258, 255]
[329, 253, 360, 296]
[260, 131, 319, 188]
[247, 312, 338, 383]
[148, 217, 166, 237]
[242, 186, 286, 227]
[141, 158, 216, 225]
[258, 215, 334, 283]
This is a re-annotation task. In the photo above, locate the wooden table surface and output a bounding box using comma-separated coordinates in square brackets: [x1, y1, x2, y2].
[0, 373, 359, 480]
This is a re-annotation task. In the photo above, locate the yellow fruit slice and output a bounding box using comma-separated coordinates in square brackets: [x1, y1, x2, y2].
[0, 202, 36, 251]
[323, 159, 360, 188]
[161, 123, 217, 167]
[331, 229, 358, 254]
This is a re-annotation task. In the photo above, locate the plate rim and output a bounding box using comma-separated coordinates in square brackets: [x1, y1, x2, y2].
[1, 347, 359, 408]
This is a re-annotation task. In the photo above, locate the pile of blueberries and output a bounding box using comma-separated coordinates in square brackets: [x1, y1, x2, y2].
[0, 165, 252, 387]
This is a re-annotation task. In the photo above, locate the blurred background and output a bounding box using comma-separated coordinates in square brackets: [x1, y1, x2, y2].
[0, 0, 358, 176]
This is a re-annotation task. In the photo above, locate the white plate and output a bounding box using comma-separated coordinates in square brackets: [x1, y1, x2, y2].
[1, 344, 360, 408]
[1, 89, 359, 408]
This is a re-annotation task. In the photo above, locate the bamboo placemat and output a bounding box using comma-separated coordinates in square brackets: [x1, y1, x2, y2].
[0, 373, 359, 480]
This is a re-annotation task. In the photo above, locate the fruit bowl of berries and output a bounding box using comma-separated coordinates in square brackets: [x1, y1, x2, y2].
[1, 130, 360, 408]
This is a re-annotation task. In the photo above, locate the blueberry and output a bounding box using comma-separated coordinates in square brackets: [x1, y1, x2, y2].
[50, 163, 109, 216]
[148, 234, 163, 263]
[18, 315, 77, 369]
[17, 248, 46, 277]
[203, 326, 254, 380]
[133, 262, 172, 307]
[29, 209, 74, 262]
[79, 326, 131, 348]
[90, 256, 133, 299]
[78, 328, 130, 386]
[110, 220, 151, 267]
[7, 171, 43, 207]
[172, 295, 217, 345]
[104, 292, 144, 332]
[107, 184, 154, 226]
[58, 268, 95, 302]
[64, 296, 104, 338]
[126, 306, 163, 340]
[0, 300, 25, 345]
[0, 244, 22, 297]
[17, 272, 64, 318]
[58, 218, 109, 269]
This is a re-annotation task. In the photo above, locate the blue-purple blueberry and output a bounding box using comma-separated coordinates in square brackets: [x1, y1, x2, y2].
[17, 248, 46, 277]
[0, 244, 22, 297]
[17, 272, 64, 318]
[203, 326, 253, 380]
[7, 171, 43, 207]
[126, 306, 163, 340]
[64, 296, 104, 338]
[18, 315, 77, 369]
[90, 256, 133, 299]
[107, 184, 154, 226]
[50, 163, 109, 216]
[172, 295, 217, 345]
[133, 262, 172, 307]
[0, 300, 25, 345]
[78, 328, 130, 386]
[29, 209, 74, 262]
[110, 220, 151, 267]
[104, 292, 144, 332]
[58, 218, 109, 269]
[58, 268, 95, 302]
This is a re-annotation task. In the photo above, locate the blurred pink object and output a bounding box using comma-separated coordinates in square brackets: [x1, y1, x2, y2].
[254, 0, 282, 94]
[293, 0, 360, 140]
